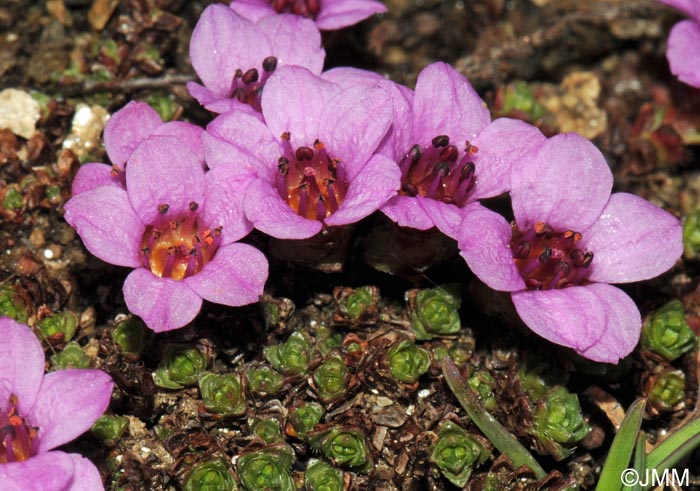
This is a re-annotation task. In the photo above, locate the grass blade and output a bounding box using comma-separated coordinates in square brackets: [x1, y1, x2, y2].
[441, 356, 546, 478]
[595, 398, 645, 491]
[626, 431, 646, 491]
[644, 416, 700, 491]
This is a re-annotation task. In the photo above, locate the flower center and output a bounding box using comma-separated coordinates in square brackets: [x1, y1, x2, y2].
[510, 222, 593, 290]
[269, 0, 320, 19]
[275, 133, 349, 221]
[230, 56, 278, 112]
[140, 202, 221, 281]
[399, 135, 478, 207]
[0, 394, 37, 463]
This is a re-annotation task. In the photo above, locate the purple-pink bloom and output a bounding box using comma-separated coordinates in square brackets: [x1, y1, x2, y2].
[203, 65, 401, 240]
[72, 100, 204, 196]
[229, 0, 387, 30]
[658, 0, 700, 87]
[187, 4, 324, 114]
[457, 133, 682, 363]
[64, 134, 268, 332]
[0, 317, 113, 491]
[331, 62, 546, 237]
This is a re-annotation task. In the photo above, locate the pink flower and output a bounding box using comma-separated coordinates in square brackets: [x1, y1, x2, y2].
[72, 101, 203, 196]
[229, 0, 387, 30]
[325, 63, 547, 238]
[187, 4, 324, 113]
[457, 133, 682, 363]
[203, 65, 401, 239]
[0, 317, 113, 491]
[658, 0, 700, 87]
[64, 135, 268, 332]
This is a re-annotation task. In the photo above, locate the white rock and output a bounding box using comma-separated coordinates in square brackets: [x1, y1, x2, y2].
[0, 88, 41, 139]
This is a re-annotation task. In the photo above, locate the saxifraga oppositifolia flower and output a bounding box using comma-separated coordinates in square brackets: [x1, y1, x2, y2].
[64, 135, 269, 332]
[325, 62, 547, 237]
[71, 100, 204, 196]
[187, 4, 324, 114]
[458, 133, 682, 363]
[658, 0, 700, 87]
[229, 0, 387, 31]
[0, 317, 113, 491]
[203, 65, 401, 240]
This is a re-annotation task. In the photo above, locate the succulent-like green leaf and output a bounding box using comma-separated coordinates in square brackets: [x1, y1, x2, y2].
[198, 372, 246, 417]
[264, 331, 313, 375]
[184, 459, 237, 491]
[431, 421, 490, 487]
[305, 459, 344, 491]
[155, 344, 208, 389]
[386, 340, 430, 384]
[641, 300, 697, 361]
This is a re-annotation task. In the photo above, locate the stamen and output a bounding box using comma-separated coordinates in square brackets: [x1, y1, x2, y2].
[0, 394, 36, 463]
[158, 203, 169, 214]
[511, 222, 593, 291]
[432, 135, 449, 147]
[262, 56, 278, 72]
[242, 68, 259, 84]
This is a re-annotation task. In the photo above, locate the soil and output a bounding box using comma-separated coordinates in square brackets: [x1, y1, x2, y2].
[1, 0, 699, 490]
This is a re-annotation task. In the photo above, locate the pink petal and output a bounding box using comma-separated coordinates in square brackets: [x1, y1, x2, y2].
[186, 243, 268, 307]
[262, 65, 339, 148]
[201, 166, 254, 245]
[511, 132, 613, 232]
[123, 269, 203, 332]
[511, 286, 607, 354]
[71, 163, 124, 196]
[229, 0, 275, 24]
[205, 110, 280, 179]
[381, 195, 434, 230]
[64, 452, 105, 491]
[243, 178, 322, 239]
[582, 193, 682, 283]
[324, 154, 400, 227]
[412, 62, 490, 146]
[322, 67, 413, 159]
[458, 205, 526, 292]
[189, 4, 271, 97]
[186, 81, 222, 106]
[667, 20, 700, 88]
[153, 121, 205, 165]
[0, 451, 75, 491]
[258, 14, 325, 74]
[416, 195, 464, 239]
[470, 118, 546, 200]
[63, 186, 144, 268]
[104, 101, 162, 168]
[31, 369, 113, 452]
[577, 283, 642, 363]
[319, 85, 392, 179]
[126, 135, 206, 224]
[315, 0, 388, 30]
[0, 317, 45, 411]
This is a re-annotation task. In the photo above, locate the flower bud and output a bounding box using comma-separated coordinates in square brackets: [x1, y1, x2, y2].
[184, 459, 237, 491]
[641, 300, 697, 361]
[3, 188, 23, 211]
[467, 370, 497, 412]
[309, 428, 372, 472]
[39, 311, 79, 345]
[0, 284, 30, 323]
[51, 341, 90, 369]
[386, 340, 430, 384]
[264, 331, 313, 375]
[245, 365, 284, 396]
[112, 316, 151, 358]
[532, 387, 590, 455]
[335, 286, 378, 322]
[431, 421, 490, 487]
[682, 210, 700, 259]
[237, 448, 294, 491]
[407, 285, 461, 340]
[305, 459, 345, 491]
[647, 369, 686, 413]
[155, 344, 208, 389]
[250, 418, 283, 444]
[312, 354, 348, 402]
[92, 415, 129, 445]
[198, 372, 247, 417]
[286, 402, 324, 439]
